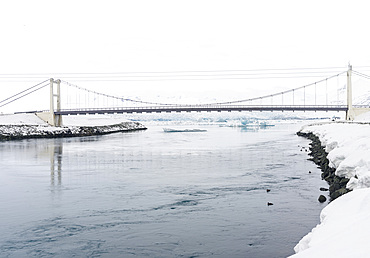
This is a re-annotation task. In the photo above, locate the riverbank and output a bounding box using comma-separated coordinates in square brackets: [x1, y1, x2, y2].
[296, 131, 350, 201]
[291, 119, 370, 257]
[0, 122, 146, 141]
[0, 113, 147, 140]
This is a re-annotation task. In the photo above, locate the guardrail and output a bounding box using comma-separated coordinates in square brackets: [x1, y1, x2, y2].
[50, 104, 352, 115]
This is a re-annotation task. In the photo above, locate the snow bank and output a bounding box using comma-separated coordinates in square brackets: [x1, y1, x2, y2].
[292, 118, 370, 257]
[0, 113, 145, 140]
[300, 122, 370, 190]
[0, 113, 132, 126]
[0, 122, 146, 140]
[0, 113, 48, 125]
[290, 188, 370, 258]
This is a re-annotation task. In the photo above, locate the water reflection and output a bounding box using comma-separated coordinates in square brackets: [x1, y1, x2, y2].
[50, 141, 62, 187]
[47, 136, 101, 188]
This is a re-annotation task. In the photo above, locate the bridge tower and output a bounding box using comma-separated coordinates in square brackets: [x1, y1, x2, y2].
[36, 78, 63, 126]
[346, 64, 370, 120]
[346, 64, 355, 120]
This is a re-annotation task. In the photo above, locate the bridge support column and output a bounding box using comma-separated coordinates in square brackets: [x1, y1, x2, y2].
[54, 79, 63, 126]
[346, 64, 355, 121]
[36, 78, 63, 126]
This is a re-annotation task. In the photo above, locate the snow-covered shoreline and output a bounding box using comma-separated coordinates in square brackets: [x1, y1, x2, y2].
[291, 117, 370, 257]
[0, 122, 146, 140]
[291, 188, 370, 258]
[0, 113, 146, 140]
[296, 130, 351, 201]
[299, 121, 370, 190]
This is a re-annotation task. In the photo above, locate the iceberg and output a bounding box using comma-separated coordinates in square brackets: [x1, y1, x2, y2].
[163, 128, 207, 133]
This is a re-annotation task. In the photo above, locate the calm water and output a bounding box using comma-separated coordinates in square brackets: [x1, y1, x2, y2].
[0, 122, 327, 257]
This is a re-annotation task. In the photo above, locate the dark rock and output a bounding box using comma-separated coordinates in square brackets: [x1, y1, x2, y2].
[297, 131, 352, 201]
[339, 178, 350, 187]
[330, 188, 351, 200]
[320, 187, 329, 191]
[329, 183, 340, 193]
[318, 195, 327, 203]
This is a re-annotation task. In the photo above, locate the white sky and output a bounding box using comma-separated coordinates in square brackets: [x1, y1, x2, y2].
[1, 0, 370, 112]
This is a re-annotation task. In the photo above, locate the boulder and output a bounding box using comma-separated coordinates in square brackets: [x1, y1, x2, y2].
[318, 195, 327, 203]
[330, 188, 351, 200]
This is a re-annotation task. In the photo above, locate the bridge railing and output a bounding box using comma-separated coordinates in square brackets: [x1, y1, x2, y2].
[50, 104, 351, 115]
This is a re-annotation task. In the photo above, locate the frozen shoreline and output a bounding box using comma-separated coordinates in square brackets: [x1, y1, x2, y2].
[0, 122, 147, 141]
[0, 113, 147, 140]
[296, 131, 351, 201]
[291, 117, 370, 257]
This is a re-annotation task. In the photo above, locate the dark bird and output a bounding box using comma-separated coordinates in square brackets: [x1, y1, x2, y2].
[267, 202, 273, 206]
[266, 189, 271, 193]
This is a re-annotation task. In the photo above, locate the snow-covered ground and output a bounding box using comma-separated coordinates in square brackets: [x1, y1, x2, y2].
[0, 113, 48, 125]
[0, 113, 145, 139]
[0, 113, 132, 126]
[291, 111, 370, 257]
[291, 188, 370, 258]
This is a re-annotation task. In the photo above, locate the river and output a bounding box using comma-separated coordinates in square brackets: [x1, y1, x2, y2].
[0, 121, 327, 257]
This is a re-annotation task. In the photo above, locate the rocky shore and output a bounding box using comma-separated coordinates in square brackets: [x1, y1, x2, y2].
[297, 131, 351, 201]
[0, 121, 147, 141]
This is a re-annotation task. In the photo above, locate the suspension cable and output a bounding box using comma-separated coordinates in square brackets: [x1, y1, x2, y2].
[61, 80, 177, 106]
[0, 79, 49, 104]
[205, 71, 347, 105]
[352, 70, 370, 80]
[0, 82, 49, 108]
[62, 71, 347, 107]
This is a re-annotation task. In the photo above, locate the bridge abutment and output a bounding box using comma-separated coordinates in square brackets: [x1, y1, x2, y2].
[345, 65, 370, 120]
[348, 107, 370, 120]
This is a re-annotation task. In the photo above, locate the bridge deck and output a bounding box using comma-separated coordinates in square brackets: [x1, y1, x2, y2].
[53, 105, 349, 115]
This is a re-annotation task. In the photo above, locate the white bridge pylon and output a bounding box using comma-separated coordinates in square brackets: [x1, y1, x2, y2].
[345, 65, 370, 120]
[36, 78, 62, 126]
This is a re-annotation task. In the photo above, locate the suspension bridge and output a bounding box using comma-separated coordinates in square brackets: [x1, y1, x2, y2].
[1, 65, 370, 126]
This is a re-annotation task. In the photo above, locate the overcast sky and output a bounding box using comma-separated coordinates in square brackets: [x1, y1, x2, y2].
[1, 0, 370, 111]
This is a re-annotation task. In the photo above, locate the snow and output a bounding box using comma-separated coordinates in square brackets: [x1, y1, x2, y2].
[0, 113, 48, 125]
[0, 113, 131, 126]
[300, 121, 370, 190]
[0, 113, 145, 139]
[291, 188, 370, 258]
[291, 111, 370, 257]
